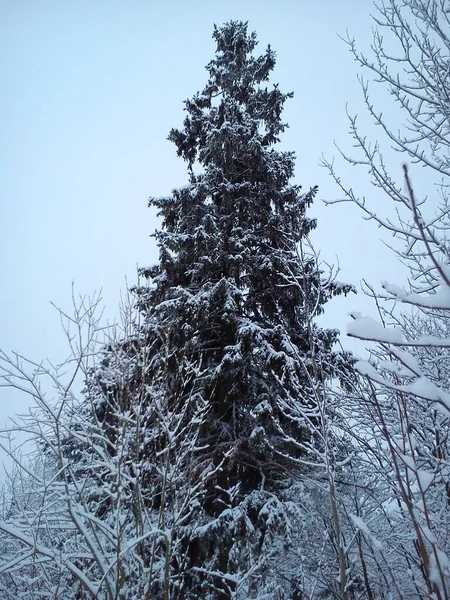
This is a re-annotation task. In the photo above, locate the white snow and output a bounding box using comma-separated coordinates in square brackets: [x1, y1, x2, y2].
[347, 313, 405, 344]
[349, 514, 383, 549]
[417, 469, 434, 491]
[382, 280, 450, 310]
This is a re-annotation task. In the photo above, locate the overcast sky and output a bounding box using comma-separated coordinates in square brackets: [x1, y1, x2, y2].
[0, 1, 409, 448]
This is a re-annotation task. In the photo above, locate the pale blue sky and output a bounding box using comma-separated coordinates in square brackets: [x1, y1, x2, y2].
[1, 1, 406, 434]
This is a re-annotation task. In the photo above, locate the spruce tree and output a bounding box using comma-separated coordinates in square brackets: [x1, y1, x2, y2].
[0, 21, 354, 600]
[130, 20, 352, 598]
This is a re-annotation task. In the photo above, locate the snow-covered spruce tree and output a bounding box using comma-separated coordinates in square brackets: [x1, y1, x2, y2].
[131, 21, 353, 598]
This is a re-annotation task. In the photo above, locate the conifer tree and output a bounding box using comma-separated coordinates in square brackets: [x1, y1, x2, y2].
[131, 20, 352, 598]
[0, 21, 354, 600]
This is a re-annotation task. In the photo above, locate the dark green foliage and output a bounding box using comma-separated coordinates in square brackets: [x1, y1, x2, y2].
[129, 20, 353, 597]
[0, 20, 355, 600]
